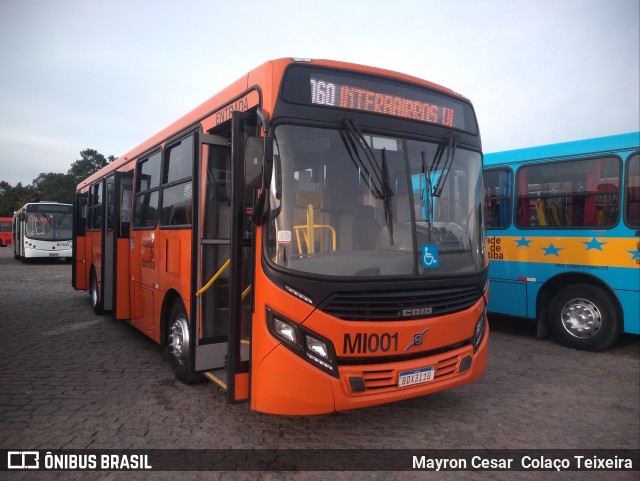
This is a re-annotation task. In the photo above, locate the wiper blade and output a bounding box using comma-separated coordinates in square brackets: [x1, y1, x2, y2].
[341, 117, 388, 198]
[381, 147, 393, 245]
[339, 130, 383, 199]
[340, 117, 394, 244]
[421, 150, 433, 242]
[431, 133, 458, 198]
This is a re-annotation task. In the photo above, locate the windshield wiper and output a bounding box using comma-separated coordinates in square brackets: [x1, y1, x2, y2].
[340, 117, 394, 245]
[340, 118, 385, 197]
[421, 133, 458, 243]
[421, 150, 433, 242]
[431, 133, 458, 198]
[380, 147, 393, 245]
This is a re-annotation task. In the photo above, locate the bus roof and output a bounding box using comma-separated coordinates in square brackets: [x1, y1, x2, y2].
[484, 132, 640, 167]
[77, 58, 468, 191]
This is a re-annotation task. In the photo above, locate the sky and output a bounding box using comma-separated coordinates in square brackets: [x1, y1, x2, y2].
[0, 0, 638, 186]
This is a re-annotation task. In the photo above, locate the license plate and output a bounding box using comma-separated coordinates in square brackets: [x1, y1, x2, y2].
[398, 367, 435, 387]
[49, 253, 59, 257]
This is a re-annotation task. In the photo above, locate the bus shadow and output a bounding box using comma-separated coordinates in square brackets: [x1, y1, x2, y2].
[16, 257, 71, 265]
[487, 313, 537, 339]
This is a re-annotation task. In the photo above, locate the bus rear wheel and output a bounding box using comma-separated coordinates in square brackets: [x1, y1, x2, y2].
[167, 302, 200, 384]
[90, 270, 104, 315]
[549, 284, 619, 351]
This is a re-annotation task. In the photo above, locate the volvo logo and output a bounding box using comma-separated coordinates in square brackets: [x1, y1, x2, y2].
[405, 328, 430, 351]
[401, 307, 433, 317]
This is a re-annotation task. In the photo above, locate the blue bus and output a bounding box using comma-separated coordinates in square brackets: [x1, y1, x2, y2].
[483, 132, 639, 350]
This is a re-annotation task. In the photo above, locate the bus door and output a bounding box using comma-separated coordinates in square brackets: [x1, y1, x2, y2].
[193, 112, 256, 403]
[102, 175, 115, 311]
[113, 172, 133, 320]
[72, 192, 88, 290]
[100, 172, 132, 316]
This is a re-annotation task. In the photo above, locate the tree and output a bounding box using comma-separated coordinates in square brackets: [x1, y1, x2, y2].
[68, 149, 115, 184]
[0, 181, 37, 216]
[0, 147, 114, 216]
[32, 172, 76, 204]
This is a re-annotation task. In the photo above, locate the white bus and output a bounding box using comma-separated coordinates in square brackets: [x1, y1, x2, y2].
[13, 202, 73, 262]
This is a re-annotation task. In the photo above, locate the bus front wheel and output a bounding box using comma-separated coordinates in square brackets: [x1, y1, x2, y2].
[167, 302, 200, 384]
[549, 284, 620, 351]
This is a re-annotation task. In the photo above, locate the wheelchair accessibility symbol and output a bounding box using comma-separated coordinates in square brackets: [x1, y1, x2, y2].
[421, 244, 439, 268]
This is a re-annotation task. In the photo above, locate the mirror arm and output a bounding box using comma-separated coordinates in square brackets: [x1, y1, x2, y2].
[247, 108, 272, 226]
[256, 107, 270, 134]
[251, 136, 272, 226]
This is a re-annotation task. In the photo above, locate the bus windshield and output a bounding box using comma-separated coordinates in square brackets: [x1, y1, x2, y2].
[25, 204, 73, 241]
[266, 124, 484, 277]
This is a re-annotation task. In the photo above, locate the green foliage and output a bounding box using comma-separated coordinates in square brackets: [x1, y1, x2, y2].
[0, 181, 37, 216]
[68, 149, 115, 185]
[0, 148, 114, 216]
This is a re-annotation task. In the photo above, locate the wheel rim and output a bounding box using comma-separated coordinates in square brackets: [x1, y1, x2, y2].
[560, 297, 602, 339]
[169, 315, 190, 366]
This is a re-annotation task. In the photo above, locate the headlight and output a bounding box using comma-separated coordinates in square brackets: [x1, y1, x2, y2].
[267, 308, 338, 378]
[473, 312, 487, 353]
[274, 318, 297, 343]
[306, 336, 328, 359]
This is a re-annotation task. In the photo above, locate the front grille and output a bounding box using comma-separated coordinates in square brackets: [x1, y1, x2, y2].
[360, 353, 462, 390]
[362, 369, 395, 389]
[320, 285, 481, 321]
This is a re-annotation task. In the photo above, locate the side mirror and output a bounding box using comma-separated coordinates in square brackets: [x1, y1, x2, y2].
[19, 212, 25, 222]
[245, 136, 264, 189]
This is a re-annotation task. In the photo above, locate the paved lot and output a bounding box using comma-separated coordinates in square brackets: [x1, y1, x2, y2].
[0, 246, 638, 481]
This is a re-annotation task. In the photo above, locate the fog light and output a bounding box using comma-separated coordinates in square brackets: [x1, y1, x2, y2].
[274, 318, 297, 343]
[349, 377, 365, 392]
[459, 355, 472, 372]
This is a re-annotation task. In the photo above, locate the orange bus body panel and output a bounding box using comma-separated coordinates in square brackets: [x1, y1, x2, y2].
[234, 373, 249, 402]
[253, 346, 337, 414]
[115, 237, 130, 320]
[333, 335, 488, 412]
[74, 236, 88, 289]
[129, 230, 159, 340]
[250, 230, 488, 415]
[88, 231, 101, 291]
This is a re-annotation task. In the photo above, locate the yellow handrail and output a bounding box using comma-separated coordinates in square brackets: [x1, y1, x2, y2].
[195, 258, 231, 297]
[293, 225, 337, 254]
[293, 203, 337, 255]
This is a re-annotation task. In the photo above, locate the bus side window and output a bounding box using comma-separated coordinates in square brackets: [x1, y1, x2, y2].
[88, 182, 103, 231]
[133, 152, 161, 229]
[625, 153, 640, 228]
[516, 157, 620, 228]
[483, 168, 512, 228]
[160, 135, 193, 227]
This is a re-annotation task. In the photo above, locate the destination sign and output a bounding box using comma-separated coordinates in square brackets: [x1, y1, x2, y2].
[280, 65, 476, 132]
[310, 77, 455, 127]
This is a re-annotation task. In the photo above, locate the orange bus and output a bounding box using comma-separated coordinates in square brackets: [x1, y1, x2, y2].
[0, 217, 11, 247]
[72, 58, 488, 414]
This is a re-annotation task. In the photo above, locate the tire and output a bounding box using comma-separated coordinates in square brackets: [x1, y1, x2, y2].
[548, 284, 620, 351]
[167, 301, 201, 384]
[90, 269, 104, 315]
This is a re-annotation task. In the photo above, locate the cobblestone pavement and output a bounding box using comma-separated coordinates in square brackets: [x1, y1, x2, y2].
[0, 247, 638, 481]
